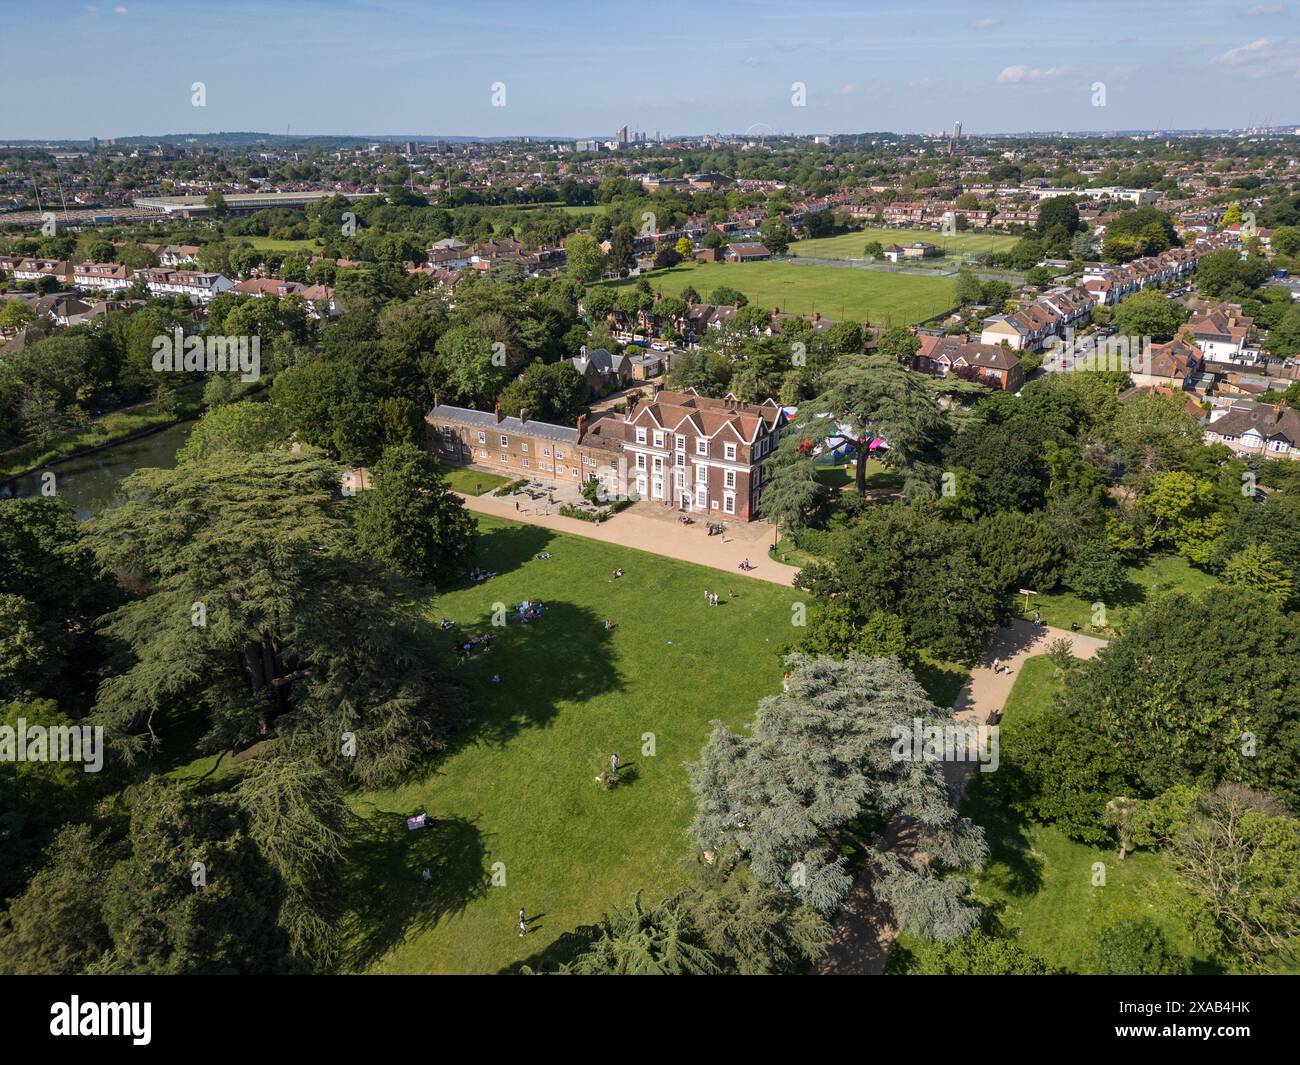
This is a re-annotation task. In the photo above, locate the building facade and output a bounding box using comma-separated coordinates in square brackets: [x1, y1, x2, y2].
[621, 389, 785, 520]
[425, 387, 786, 521]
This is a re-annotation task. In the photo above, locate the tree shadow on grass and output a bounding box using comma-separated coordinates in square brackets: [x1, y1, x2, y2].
[438, 598, 624, 754]
[342, 807, 490, 971]
[959, 775, 1045, 898]
[915, 658, 968, 709]
[449, 520, 558, 586]
[500, 923, 602, 974]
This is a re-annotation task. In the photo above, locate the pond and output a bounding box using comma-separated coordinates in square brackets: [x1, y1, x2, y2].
[1, 420, 194, 520]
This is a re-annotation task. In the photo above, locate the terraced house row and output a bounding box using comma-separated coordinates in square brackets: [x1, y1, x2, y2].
[0, 255, 234, 304]
[978, 238, 1229, 353]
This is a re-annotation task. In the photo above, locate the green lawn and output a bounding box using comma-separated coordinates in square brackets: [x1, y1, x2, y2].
[435, 464, 508, 496]
[897, 655, 1214, 973]
[793, 227, 1019, 262]
[348, 515, 801, 973]
[603, 260, 955, 327]
[1023, 554, 1219, 632]
[239, 236, 325, 253]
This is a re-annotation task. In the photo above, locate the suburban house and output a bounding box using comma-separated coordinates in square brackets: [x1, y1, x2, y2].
[1131, 337, 1204, 389]
[979, 302, 1058, 351]
[1203, 402, 1300, 460]
[13, 258, 73, 285]
[231, 277, 336, 316]
[622, 388, 785, 519]
[951, 343, 1024, 391]
[569, 346, 632, 391]
[135, 268, 233, 304]
[1184, 306, 1252, 362]
[160, 244, 201, 267]
[73, 262, 133, 293]
[913, 334, 1023, 391]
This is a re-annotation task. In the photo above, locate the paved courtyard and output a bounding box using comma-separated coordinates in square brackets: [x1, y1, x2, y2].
[456, 489, 799, 586]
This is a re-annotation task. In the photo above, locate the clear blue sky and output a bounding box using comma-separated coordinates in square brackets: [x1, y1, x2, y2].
[3, 0, 1298, 139]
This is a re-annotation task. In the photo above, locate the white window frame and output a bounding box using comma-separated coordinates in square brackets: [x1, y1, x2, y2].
[724, 442, 736, 461]
[636, 427, 647, 444]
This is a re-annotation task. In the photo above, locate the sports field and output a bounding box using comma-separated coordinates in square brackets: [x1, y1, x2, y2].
[794, 227, 1019, 261]
[604, 260, 956, 326]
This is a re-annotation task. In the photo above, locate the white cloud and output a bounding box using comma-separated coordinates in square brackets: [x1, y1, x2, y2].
[996, 64, 1068, 83]
[114, 4, 127, 11]
[974, 17, 1002, 30]
[1247, 4, 1285, 15]
[1212, 36, 1300, 76]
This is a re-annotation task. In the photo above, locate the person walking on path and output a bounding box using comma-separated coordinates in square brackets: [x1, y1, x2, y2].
[610, 753, 620, 774]
[519, 914, 527, 937]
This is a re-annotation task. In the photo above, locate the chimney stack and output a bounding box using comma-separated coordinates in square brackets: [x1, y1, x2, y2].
[577, 413, 587, 441]
[494, 402, 503, 423]
[519, 408, 527, 426]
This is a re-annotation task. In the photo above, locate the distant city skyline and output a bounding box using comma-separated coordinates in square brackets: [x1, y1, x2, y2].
[3, 0, 1299, 140]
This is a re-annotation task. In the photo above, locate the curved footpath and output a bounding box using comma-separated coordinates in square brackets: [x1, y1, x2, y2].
[814, 620, 1108, 975]
[456, 492, 801, 587]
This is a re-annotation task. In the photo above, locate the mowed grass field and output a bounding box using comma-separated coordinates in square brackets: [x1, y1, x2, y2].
[348, 515, 801, 973]
[895, 655, 1214, 974]
[239, 236, 325, 252]
[794, 227, 1019, 261]
[604, 260, 955, 327]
